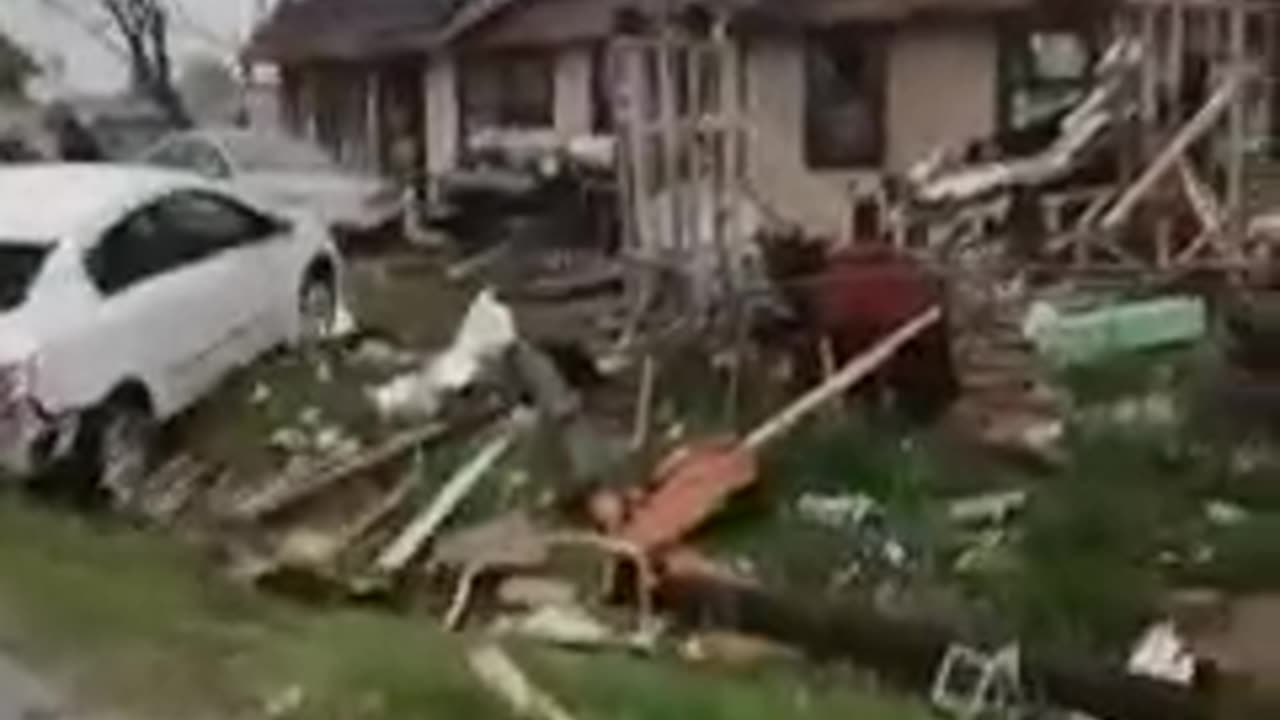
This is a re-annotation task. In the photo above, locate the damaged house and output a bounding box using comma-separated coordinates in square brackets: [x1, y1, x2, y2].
[245, 0, 1100, 235]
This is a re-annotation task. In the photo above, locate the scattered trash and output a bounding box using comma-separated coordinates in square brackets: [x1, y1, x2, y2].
[432, 511, 551, 571]
[795, 493, 880, 530]
[375, 409, 532, 575]
[608, 308, 942, 552]
[467, 643, 580, 720]
[250, 383, 273, 406]
[269, 427, 310, 455]
[492, 604, 645, 652]
[680, 631, 799, 667]
[371, 289, 518, 420]
[930, 644, 1025, 720]
[948, 490, 1029, 526]
[262, 684, 306, 719]
[233, 415, 490, 521]
[497, 576, 579, 609]
[1204, 500, 1248, 527]
[1022, 296, 1207, 367]
[1127, 620, 1196, 685]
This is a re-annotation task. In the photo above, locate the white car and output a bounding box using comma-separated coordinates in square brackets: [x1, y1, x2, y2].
[140, 128, 402, 237]
[0, 164, 343, 497]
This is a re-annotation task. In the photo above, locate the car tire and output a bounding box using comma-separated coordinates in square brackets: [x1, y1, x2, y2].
[299, 272, 338, 344]
[87, 398, 155, 510]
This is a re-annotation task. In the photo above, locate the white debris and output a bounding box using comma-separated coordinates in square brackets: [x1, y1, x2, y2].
[351, 338, 411, 369]
[299, 406, 323, 428]
[371, 289, 518, 420]
[1205, 500, 1248, 527]
[796, 493, 880, 530]
[314, 427, 345, 454]
[326, 302, 358, 339]
[1127, 620, 1196, 685]
[250, 383, 273, 406]
[948, 490, 1029, 526]
[269, 427, 309, 454]
[315, 360, 334, 384]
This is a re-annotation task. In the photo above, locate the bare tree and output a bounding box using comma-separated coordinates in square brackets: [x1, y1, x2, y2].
[0, 31, 38, 97]
[99, 0, 190, 127]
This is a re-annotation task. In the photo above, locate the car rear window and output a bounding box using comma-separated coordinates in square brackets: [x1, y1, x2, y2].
[0, 244, 50, 311]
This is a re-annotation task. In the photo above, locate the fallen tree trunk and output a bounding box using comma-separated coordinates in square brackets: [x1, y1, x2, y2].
[657, 576, 1210, 720]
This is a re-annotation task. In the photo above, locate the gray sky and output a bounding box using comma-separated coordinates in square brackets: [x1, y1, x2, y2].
[0, 0, 275, 95]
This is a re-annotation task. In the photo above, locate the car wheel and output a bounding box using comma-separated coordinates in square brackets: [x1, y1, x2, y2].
[93, 400, 155, 509]
[299, 274, 338, 344]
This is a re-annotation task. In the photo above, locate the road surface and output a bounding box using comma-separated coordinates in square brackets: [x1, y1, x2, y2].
[0, 652, 67, 720]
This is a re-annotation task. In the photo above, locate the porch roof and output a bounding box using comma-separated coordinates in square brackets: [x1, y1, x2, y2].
[244, 0, 468, 63]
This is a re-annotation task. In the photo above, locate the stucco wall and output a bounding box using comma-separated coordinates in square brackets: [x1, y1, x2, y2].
[554, 46, 595, 138]
[886, 21, 998, 171]
[423, 46, 596, 175]
[745, 22, 1000, 236]
[425, 54, 460, 175]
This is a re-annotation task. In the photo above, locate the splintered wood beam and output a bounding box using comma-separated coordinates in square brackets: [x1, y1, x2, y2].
[742, 306, 942, 452]
[1101, 71, 1244, 231]
[374, 415, 524, 575]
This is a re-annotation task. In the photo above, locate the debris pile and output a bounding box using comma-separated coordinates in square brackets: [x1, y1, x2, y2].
[104, 263, 1239, 720]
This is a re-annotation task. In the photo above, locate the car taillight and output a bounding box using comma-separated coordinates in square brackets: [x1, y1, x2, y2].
[0, 359, 36, 411]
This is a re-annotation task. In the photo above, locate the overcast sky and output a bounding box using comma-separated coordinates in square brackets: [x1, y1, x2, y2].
[0, 0, 276, 95]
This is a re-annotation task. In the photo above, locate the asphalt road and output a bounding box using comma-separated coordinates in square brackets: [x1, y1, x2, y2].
[0, 653, 66, 720]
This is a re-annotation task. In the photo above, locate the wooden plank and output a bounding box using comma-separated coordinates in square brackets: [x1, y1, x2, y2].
[743, 307, 942, 452]
[1102, 70, 1244, 230]
[1170, 0, 1186, 123]
[657, 29, 682, 255]
[374, 415, 524, 575]
[1141, 4, 1160, 132]
[1227, 0, 1249, 262]
[234, 420, 453, 521]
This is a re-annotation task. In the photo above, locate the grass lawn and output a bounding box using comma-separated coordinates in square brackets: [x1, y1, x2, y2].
[0, 495, 930, 720]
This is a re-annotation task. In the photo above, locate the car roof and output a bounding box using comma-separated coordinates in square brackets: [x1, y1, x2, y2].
[162, 127, 333, 163]
[0, 163, 211, 242]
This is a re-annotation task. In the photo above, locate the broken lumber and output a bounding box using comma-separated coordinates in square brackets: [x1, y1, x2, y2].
[743, 306, 942, 451]
[374, 412, 527, 575]
[467, 644, 579, 720]
[1101, 70, 1242, 232]
[613, 307, 942, 552]
[233, 409, 499, 521]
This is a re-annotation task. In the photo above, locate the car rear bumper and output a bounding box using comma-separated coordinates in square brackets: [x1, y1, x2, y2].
[0, 404, 76, 480]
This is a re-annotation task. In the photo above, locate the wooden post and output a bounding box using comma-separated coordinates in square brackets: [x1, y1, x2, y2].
[366, 69, 382, 173]
[1170, 0, 1186, 124]
[657, 31, 682, 261]
[1228, 0, 1249, 262]
[1141, 4, 1160, 136]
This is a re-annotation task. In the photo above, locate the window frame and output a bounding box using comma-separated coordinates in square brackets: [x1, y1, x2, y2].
[803, 24, 888, 170]
[998, 29, 1095, 133]
[460, 49, 557, 132]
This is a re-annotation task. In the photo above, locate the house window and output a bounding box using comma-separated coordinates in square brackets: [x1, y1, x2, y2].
[804, 27, 887, 168]
[592, 45, 614, 132]
[461, 51, 555, 130]
[1001, 31, 1092, 131]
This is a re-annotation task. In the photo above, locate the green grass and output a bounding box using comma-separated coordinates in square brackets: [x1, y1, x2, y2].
[522, 645, 931, 720]
[0, 495, 927, 720]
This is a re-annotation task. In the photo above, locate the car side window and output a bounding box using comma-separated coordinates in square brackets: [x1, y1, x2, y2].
[147, 139, 230, 178]
[155, 191, 278, 253]
[186, 142, 232, 178]
[86, 205, 200, 295]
